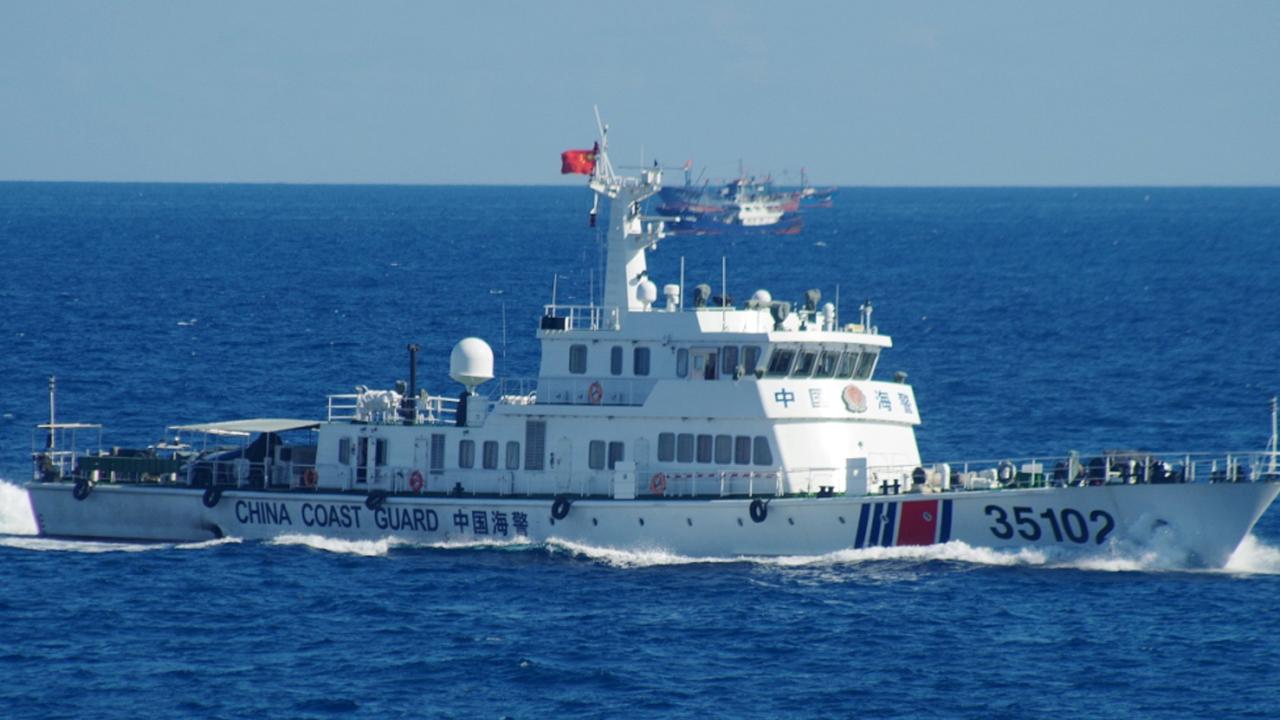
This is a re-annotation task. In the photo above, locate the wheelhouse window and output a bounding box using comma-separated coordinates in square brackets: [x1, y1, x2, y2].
[766, 349, 795, 377]
[569, 344, 587, 374]
[483, 440, 499, 469]
[633, 347, 651, 376]
[734, 436, 753, 465]
[814, 350, 839, 378]
[458, 440, 475, 469]
[837, 351, 859, 379]
[742, 346, 762, 375]
[792, 350, 818, 378]
[658, 432, 675, 462]
[608, 441, 624, 469]
[854, 352, 877, 380]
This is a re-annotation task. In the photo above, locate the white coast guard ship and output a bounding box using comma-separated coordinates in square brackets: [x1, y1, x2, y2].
[23, 123, 1280, 567]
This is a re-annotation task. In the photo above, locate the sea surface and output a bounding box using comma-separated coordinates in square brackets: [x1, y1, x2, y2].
[2, 183, 1280, 719]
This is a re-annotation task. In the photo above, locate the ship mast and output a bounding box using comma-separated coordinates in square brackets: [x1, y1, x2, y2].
[587, 109, 665, 314]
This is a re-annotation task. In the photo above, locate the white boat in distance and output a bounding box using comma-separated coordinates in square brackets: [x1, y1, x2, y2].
[24, 120, 1280, 567]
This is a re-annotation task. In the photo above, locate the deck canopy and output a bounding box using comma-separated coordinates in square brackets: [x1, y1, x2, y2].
[168, 418, 321, 437]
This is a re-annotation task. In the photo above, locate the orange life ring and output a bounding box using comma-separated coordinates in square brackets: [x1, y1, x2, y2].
[649, 472, 667, 495]
[409, 469, 425, 493]
[588, 382, 604, 405]
[302, 468, 318, 488]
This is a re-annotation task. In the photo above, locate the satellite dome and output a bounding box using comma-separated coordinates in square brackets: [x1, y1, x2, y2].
[751, 289, 773, 307]
[637, 279, 658, 308]
[450, 337, 494, 391]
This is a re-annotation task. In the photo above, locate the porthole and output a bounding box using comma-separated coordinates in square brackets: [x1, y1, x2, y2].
[638, 518, 645, 526]
[549, 518, 556, 526]
[788, 518, 795, 526]
[686, 518, 693, 527]
[592, 518, 598, 526]
[737, 518, 744, 526]
[838, 516, 846, 524]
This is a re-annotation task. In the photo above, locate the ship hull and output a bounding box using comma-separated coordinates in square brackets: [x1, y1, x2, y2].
[25, 480, 1279, 567]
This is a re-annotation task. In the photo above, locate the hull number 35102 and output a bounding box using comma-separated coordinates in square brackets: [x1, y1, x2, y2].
[984, 505, 1115, 545]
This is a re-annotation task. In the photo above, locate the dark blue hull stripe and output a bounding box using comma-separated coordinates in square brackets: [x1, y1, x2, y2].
[881, 503, 897, 547]
[939, 499, 953, 542]
[854, 503, 871, 549]
[867, 502, 882, 549]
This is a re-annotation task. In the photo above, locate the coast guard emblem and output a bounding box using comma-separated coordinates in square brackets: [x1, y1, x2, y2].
[842, 384, 867, 413]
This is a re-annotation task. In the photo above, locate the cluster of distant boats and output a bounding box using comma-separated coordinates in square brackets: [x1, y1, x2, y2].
[655, 165, 836, 235]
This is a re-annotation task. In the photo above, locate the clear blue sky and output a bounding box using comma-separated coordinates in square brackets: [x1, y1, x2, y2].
[2, 1, 1277, 185]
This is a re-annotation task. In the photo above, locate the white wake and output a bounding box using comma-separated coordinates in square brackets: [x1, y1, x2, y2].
[0, 480, 37, 535]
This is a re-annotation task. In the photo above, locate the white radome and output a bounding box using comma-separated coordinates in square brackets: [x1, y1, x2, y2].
[449, 337, 494, 391]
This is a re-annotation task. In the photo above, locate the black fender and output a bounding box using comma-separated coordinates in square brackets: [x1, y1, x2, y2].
[550, 496, 572, 521]
[749, 498, 768, 523]
[72, 479, 92, 501]
[202, 486, 223, 508]
[365, 491, 388, 511]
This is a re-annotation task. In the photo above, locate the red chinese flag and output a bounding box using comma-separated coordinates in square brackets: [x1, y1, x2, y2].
[560, 144, 597, 175]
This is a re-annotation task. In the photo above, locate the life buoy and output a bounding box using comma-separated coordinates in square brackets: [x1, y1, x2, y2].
[202, 486, 223, 508]
[301, 468, 318, 488]
[551, 496, 572, 520]
[409, 470, 424, 493]
[749, 498, 768, 523]
[72, 478, 91, 501]
[365, 491, 387, 511]
[649, 472, 667, 495]
[587, 382, 603, 405]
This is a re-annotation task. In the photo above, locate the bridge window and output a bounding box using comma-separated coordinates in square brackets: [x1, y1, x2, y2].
[569, 344, 587, 374]
[338, 437, 351, 464]
[743, 346, 762, 375]
[792, 350, 818, 378]
[634, 347, 651, 376]
[458, 440, 475, 468]
[721, 346, 739, 376]
[658, 432, 675, 461]
[608, 442, 624, 469]
[734, 436, 752, 465]
[676, 349, 689, 378]
[610, 346, 623, 376]
[854, 351, 877, 380]
[505, 441, 520, 470]
[589, 440, 606, 470]
[696, 434, 713, 463]
[766, 349, 795, 377]
[837, 351, 858, 378]
[677, 433, 695, 463]
[753, 437, 773, 466]
[715, 435, 733, 464]
[814, 350, 839, 378]
[483, 441, 499, 469]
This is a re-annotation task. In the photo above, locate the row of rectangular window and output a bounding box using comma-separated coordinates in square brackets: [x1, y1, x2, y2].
[338, 420, 549, 473]
[458, 439, 522, 470]
[571, 345, 651, 376]
[674, 346, 875, 381]
[656, 433, 773, 466]
[766, 348, 876, 380]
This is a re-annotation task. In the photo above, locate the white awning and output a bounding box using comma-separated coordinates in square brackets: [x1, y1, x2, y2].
[167, 418, 321, 437]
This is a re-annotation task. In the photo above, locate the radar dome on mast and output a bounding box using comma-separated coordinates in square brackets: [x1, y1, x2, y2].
[449, 338, 494, 393]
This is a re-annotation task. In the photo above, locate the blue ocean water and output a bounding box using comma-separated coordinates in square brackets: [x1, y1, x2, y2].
[2, 183, 1280, 718]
